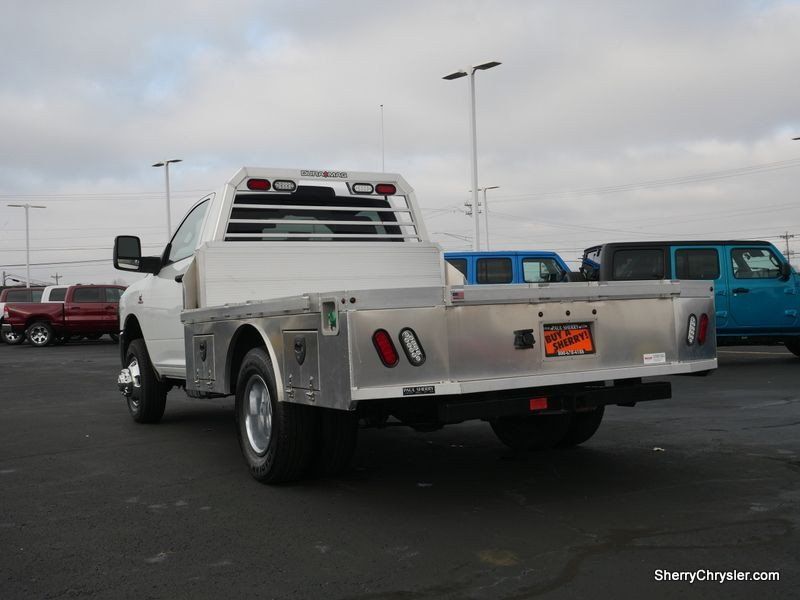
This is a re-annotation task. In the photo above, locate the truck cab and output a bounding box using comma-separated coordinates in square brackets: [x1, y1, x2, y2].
[444, 251, 570, 285]
[581, 240, 800, 354]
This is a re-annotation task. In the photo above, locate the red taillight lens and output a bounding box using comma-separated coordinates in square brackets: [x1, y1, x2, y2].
[247, 178, 271, 190]
[529, 397, 548, 411]
[375, 183, 396, 195]
[698, 313, 709, 345]
[372, 329, 399, 367]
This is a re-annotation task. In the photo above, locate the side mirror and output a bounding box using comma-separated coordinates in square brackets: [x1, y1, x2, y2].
[779, 262, 792, 281]
[113, 236, 161, 274]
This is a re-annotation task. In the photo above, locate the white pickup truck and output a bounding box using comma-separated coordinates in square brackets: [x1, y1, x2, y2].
[113, 168, 717, 483]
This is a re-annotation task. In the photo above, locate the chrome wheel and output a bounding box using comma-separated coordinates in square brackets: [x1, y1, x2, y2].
[29, 325, 50, 345]
[2, 331, 22, 344]
[244, 375, 272, 456]
[127, 357, 142, 410]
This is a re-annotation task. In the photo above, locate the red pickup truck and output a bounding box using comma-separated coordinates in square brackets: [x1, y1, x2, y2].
[2, 285, 126, 347]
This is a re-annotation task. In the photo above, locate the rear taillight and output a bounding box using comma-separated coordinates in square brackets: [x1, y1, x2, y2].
[399, 328, 426, 366]
[372, 329, 399, 367]
[698, 313, 709, 345]
[686, 314, 698, 345]
[246, 178, 271, 190]
[375, 183, 396, 195]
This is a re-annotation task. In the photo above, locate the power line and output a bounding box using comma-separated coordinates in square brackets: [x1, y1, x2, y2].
[0, 258, 110, 268]
[489, 157, 800, 205]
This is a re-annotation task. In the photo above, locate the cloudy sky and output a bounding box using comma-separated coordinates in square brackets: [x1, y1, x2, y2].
[1, 0, 799, 286]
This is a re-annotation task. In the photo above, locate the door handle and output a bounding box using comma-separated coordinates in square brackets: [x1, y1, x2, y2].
[732, 288, 749, 294]
[105, 305, 115, 309]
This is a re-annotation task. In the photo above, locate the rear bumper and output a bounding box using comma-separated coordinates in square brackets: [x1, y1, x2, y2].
[355, 380, 672, 425]
[437, 380, 670, 423]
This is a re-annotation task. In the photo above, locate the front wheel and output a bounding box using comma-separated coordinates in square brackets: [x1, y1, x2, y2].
[1, 328, 24, 345]
[26, 321, 54, 347]
[235, 348, 316, 483]
[124, 339, 168, 423]
[490, 413, 572, 451]
[785, 338, 800, 358]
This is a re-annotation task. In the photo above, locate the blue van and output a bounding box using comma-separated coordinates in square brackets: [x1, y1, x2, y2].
[444, 251, 572, 285]
[581, 240, 800, 355]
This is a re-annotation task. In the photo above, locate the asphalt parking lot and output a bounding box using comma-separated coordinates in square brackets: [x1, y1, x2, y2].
[1, 341, 798, 599]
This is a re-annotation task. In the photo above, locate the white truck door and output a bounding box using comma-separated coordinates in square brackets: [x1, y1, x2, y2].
[143, 199, 210, 377]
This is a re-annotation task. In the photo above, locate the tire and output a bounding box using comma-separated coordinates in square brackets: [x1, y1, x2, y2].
[124, 339, 168, 423]
[490, 413, 572, 451]
[109, 333, 120, 343]
[26, 321, 55, 347]
[558, 407, 604, 447]
[1, 328, 24, 345]
[311, 407, 358, 476]
[785, 338, 800, 358]
[235, 348, 316, 484]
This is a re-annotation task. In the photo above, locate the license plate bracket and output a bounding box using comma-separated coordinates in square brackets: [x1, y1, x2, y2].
[543, 323, 595, 357]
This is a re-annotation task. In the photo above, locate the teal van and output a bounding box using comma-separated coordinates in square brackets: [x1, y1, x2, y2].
[581, 240, 800, 355]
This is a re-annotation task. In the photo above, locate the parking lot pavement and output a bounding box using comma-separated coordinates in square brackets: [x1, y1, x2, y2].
[0, 341, 798, 599]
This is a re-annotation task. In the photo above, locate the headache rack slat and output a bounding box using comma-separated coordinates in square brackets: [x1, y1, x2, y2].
[230, 203, 414, 213]
[224, 232, 422, 239]
[228, 219, 417, 227]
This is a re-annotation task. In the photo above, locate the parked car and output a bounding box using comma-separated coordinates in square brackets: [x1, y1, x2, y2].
[0, 286, 45, 344]
[581, 240, 800, 356]
[444, 250, 573, 284]
[2, 284, 126, 347]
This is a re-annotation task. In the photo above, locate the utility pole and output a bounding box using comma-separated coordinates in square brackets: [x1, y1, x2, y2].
[779, 231, 795, 261]
[51, 273, 62, 284]
[379, 104, 385, 172]
[2, 271, 6, 286]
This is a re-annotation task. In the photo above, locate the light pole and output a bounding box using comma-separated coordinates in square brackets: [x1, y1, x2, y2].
[7, 203, 46, 288]
[152, 159, 182, 240]
[478, 185, 499, 250]
[443, 60, 501, 251]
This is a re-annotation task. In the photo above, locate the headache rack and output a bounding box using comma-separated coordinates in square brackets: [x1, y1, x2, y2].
[223, 176, 425, 243]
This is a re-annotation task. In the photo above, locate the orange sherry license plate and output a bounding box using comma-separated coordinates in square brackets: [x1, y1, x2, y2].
[543, 323, 595, 357]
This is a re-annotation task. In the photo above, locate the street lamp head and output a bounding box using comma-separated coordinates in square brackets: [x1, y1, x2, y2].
[473, 61, 501, 71]
[152, 159, 182, 167]
[443, 70, 468, 80]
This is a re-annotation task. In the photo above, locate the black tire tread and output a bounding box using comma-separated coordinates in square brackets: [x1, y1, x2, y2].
[784, 338, 800, 358]
[558, 407, 605, 447]
[490, 414, 572, 451]
[236, 348, 316, 484]
[311, 408, 358, 476]
[126, 339, 167, 423]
